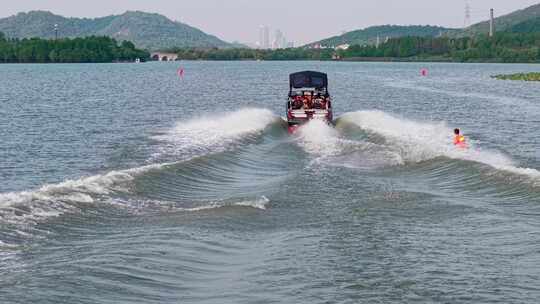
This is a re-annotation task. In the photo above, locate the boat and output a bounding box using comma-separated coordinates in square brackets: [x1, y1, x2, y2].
[286, 71, 333, 133]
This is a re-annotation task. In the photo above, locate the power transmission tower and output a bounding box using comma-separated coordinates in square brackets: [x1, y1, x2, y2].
[464, 1, 471, 28]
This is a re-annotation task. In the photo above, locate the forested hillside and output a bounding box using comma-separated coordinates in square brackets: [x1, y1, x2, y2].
[0, 11, 232, 50]
[307, 25, 453, 47]
[509, 17, 540, 33]
[450, 3, 540, 37]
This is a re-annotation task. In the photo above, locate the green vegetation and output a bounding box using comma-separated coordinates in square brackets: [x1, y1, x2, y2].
[509, 17, 540, 33]
[168, 32, 540, 63]
[308, 25, 452, 47]
[0, 11, 232, 51]
[172, 47, 335, 61]
[338, 32, 540, 63]
[449, 3, 540, 37]
[0, 33, 149, 63]
[492, 72, 540, 81]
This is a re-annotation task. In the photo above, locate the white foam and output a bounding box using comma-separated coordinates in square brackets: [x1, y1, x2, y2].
[233, 196, 269, 210]
[340, 110, 540, 182]
[0, 164, 171, 229]
[0, 108, 279, 226]
[295, 119, 346, 156]
[178, 196, 270, 212]
[0, 170, 135, 208]
[295, 119, 404, 169]
[152, 108, 278, 160]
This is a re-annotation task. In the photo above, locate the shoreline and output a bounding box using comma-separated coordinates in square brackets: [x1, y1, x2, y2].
[2, 58, 540, 64]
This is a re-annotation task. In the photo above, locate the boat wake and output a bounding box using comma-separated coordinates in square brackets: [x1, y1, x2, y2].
[124, 196, 270, 212]
[0, 109, 281, 236]
[1, 108, 538, 245]
[294, 119, 403, 169]
[337, 110, 540, 184]
[151, 108, 281, 162]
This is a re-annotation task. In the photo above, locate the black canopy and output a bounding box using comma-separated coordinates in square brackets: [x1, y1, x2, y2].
[289, 71, 328, 90]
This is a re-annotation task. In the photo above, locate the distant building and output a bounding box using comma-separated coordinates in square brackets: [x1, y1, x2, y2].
[335, 44, 350, 50]
[308, 43, 333, 49]
[258, 26, 264, 49]
[258, 25, 270, 49]
[273, 29, 283, 49]
[257, 26, 293, 49]
[263, 26, 270, 49]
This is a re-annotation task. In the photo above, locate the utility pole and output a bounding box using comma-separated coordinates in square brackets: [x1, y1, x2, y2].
[489, 8, 494, 37]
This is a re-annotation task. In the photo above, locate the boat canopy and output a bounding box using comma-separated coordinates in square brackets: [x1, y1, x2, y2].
[289, 71, 328, 91]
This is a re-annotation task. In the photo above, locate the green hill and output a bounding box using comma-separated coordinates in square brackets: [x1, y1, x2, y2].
[0, 11, 232, 50]
[307, 25, 453, 47]
[451, 3, 540, 36]
[508, 17, 540, 33]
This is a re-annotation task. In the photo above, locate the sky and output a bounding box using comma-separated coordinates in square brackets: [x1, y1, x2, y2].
[1, 0, 539, 45]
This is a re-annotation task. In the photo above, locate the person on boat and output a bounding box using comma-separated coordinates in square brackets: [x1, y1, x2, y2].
[303, 94, 312, 109]
[454, 128, 467, 148]
[313, 93, 323, 109]
[292, 96, 303, 110]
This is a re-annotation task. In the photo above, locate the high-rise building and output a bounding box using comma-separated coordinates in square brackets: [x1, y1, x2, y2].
[258, 26, 271, 49]
[258, 26, 292, 49]
[273, 29, 283, 49]
[263, 26, 270, 49]
[258, 26, 264, 49]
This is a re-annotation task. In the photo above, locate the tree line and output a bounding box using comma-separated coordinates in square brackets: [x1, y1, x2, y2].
[338, 32, 540, 63]
[0, 32, 149, 63]
[167, 32, 540, 63]
[2, 31, 539, 63]
[169, 47, 335, 61]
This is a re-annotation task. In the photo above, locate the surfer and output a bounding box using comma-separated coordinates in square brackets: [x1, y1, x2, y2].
[453, 128, 467, 149]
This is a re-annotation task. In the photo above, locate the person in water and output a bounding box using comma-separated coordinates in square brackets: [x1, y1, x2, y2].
[454, 128, 467, 148]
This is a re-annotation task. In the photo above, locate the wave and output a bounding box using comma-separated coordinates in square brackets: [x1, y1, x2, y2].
[177, 196, 269, 212]
[294, 119, 404, 169]
[338, 110, 540, 184]
[151, 108, 280, 161]
[295, 119, 343, 156]
[0, 109, 279, 229]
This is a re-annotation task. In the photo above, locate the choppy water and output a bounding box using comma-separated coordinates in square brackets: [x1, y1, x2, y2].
[1, 61, 539, 303]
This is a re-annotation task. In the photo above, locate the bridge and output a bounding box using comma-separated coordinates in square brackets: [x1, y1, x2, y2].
[151, 52, 179, 61]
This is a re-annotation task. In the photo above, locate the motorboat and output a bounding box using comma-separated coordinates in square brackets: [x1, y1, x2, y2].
[286, 71, 333, 133]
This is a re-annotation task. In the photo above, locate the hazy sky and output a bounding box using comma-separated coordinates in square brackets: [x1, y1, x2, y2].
[2, 0, 539, 45]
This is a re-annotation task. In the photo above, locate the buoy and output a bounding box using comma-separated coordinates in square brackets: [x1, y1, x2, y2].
[420, 68, 428, 76]
[177, 67, 184, 79]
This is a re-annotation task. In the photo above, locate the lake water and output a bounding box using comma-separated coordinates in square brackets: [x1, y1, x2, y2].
[1, 61, 539, 303]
